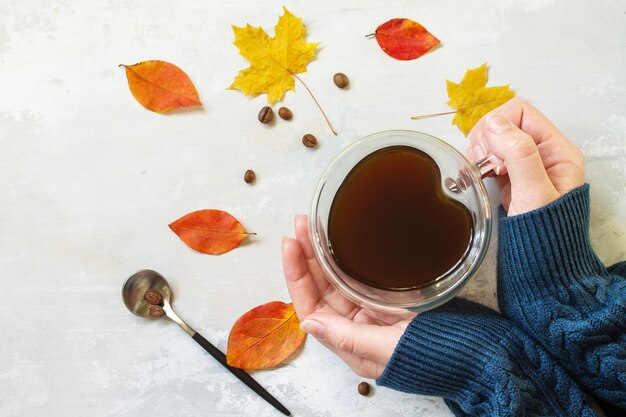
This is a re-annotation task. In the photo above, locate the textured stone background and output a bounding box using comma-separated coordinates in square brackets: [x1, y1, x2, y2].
[0, 1, 624, 416]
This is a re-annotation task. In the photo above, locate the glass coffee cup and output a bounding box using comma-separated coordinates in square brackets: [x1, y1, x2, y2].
[309, 130, 493, 313]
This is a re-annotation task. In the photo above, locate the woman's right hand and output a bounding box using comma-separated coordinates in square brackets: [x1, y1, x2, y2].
[467, 98, 585, 216]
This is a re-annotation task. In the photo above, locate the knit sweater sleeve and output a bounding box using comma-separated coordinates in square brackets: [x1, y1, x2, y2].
[497, 184, 626, 410]
[376, 298, 597, 417]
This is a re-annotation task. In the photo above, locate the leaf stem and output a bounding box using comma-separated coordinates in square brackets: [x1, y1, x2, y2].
[364, 33, 376, 38]
[291, 72, 337, 136]
[411, 110, 458, 120]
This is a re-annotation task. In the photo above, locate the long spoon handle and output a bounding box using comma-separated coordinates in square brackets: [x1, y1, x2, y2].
[191, 332, 291, 416]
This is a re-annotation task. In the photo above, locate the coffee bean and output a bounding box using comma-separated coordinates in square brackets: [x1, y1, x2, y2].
[357, 381, 370, 396]
[302, 134, 317, 148]
[278, 107, 293, 120]
[333, 72, 349, 89]
[144, 290, 163, 306]
[258, 106, 273, 124]
[244, 169, 256, 184]
[148, 305, 164, 317]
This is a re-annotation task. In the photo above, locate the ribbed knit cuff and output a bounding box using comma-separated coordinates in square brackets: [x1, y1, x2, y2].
[377, 300, 504, 401]
[376, 299, 596, 416]
[498, 184, 606, 303]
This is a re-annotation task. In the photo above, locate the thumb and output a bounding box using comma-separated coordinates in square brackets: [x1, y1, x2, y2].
[300, 313, 399, 365]
[485, 114, 559, 213]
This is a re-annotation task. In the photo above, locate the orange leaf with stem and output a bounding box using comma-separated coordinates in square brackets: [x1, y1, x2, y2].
[227, 301, 306, 370]
[120, 60, 201, 113]
[169, 209, 252, 255]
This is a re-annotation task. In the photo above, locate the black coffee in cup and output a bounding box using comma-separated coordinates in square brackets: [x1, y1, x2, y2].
[328, 146, 473, 291]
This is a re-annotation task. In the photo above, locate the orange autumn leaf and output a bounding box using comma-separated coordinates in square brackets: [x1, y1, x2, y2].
[227, 302, 306, 370]
[372, 18, 440, 60]
[169, 209, 251, 255]
[120, 60, 201, 113]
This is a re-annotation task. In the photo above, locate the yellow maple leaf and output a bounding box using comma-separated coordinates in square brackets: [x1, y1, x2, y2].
[446, 63, 515, 136]
[229, 7, 318, 103]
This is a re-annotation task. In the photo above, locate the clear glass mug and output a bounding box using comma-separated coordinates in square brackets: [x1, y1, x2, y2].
[309, 130, 494, 314]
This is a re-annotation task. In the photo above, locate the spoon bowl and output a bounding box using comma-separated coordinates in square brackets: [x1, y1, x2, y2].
[122, 269, 172, 318]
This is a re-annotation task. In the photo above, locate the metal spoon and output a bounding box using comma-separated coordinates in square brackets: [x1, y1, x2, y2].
[122, 269, 291, 416]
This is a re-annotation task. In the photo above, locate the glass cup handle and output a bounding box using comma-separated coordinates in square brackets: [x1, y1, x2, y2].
[445, 152, 503, 193]
[475, 152, 502, 179]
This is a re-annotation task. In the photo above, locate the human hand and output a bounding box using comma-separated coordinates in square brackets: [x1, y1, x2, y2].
[467, 98, 585, 215]
[281, 215, 415, 379]
[281, 217, 601, 416]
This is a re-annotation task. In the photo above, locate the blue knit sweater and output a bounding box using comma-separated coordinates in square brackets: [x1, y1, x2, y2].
[377, 185, 626, 416]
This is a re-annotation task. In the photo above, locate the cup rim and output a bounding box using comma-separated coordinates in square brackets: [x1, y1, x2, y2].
[308, 130, 492, 313]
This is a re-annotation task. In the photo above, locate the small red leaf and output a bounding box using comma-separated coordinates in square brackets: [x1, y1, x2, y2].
[374, 18, 440, 60]
[169, 209, 250, 255]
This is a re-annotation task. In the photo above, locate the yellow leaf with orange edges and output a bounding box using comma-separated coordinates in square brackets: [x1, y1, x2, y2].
[227, 301, 306, 370]
[229, 7, 318, 103]
[447, 63, 515, 136]
[120, 60, 202, 113]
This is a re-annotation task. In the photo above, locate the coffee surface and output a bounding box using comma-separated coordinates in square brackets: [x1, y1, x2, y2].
[328, 146, 473, 290]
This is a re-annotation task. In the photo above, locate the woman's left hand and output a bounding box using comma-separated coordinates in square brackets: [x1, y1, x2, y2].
[281, 215, 415, 378]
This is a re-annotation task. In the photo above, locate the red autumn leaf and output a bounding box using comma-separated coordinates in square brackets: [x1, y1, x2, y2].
[120, 60, 202, 113]
[169, 209, 250, 255]
[372, 18, 440, 60]
[227, 302, 306, 370]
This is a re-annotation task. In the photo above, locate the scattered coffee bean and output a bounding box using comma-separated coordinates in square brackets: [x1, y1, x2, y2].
[357, 381, 371, 396]
[148, 305, 164, 317]
[244, 169, 256, 184]
[333, 72, 349, 89]
[144, 290, 163, 306]
[258, 106, 273, 124]
[278, 107, 293, 120]
[302, 133, 318, 148]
